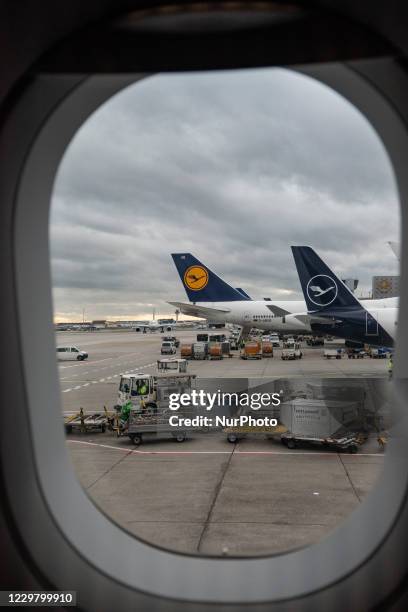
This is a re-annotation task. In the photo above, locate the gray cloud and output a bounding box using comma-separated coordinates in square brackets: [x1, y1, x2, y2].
[50, 68, 399, 320]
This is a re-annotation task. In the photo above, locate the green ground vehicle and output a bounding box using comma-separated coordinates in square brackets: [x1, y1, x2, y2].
[115, 372, 196, 444]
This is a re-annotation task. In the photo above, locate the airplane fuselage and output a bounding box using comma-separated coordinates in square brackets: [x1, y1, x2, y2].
[181, 297, 398, 338]
[310, 305, 397, 348]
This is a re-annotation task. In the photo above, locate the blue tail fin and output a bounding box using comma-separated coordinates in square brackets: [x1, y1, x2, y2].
[291, 246, 361, 312]
[171, 254, 250, 302]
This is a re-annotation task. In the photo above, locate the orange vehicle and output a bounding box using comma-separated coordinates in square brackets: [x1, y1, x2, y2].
[180, 343, 194, 359]
[262, 340, 274, 357]
[208, 343, 223, 360]
[240, 340, 262, 360]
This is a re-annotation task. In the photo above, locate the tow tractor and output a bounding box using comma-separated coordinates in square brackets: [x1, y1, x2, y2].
[281, 342, 302, 360]
[114, 371, 197, 444]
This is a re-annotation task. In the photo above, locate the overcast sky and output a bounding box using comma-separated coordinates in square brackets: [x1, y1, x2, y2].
[50, 68, 400, 322]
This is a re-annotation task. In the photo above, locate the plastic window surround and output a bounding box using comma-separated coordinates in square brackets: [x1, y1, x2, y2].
[7, 61, 408, 608]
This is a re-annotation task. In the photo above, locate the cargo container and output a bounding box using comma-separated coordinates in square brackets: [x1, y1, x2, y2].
[208, 343, 223, 360]
[180, 343, 194, 359]
[279, 398, 360, 440]
[193, 341, 208, 360]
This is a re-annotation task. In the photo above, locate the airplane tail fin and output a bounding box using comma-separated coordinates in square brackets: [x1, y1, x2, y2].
[171, 253, 250, 302]
[291, 246, 361, 312]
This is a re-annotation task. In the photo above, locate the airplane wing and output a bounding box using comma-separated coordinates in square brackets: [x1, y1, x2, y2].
[168, 301, 231, 319]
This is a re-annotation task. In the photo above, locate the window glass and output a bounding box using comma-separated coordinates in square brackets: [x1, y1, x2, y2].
[51, 68, 399, 558]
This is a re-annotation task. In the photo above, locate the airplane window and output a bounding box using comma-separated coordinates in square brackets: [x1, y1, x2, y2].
[50, 67, 399, 559]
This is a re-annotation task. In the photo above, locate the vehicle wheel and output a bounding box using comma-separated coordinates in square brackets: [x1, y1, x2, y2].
[131, 435, 142, 446]
[65, 425, 72, 434]
[227, 434, 237, 443]
[286, 439, 297, 449]
[77, 355, 82, 360]
[176, 432, 186, 443]
[101, 424, 106, 433]
[348, 444, 358, 454]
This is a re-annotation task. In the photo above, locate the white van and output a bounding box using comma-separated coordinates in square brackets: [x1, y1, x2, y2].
[56, 346, 88, 361]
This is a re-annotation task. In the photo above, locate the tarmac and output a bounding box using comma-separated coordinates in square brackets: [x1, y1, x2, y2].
[58, 329, 388, 557]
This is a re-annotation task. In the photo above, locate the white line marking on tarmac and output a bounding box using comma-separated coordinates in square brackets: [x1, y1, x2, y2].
[67, 440, 382, 457]
[61, 362, 161, 393]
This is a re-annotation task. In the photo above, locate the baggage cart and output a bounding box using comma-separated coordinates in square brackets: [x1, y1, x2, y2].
[279, 398, 364, 451]
[208, 342, 223, 360]
[64, 407, 111, 434]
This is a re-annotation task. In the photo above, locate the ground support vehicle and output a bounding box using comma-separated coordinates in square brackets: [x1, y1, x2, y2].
[161, 341, 176, 355]
[281, 343, 302, 360]
[113, 372, 196, 442]
[279, 398, 364, 452]
[240, 340, 262, 360]
[180, 343, 194, 359]
[126, 373, 197, 445]
[208, 342, 223, 360]
[64, 407, 111, 433]
[57, 346, 88, 361]
[261, 341, 274, 358]
[324, 349, 342, 359]
[193, 341, 208, 360]
[270, 334, 281, 347]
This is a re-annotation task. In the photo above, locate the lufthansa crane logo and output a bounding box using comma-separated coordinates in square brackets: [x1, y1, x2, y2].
[184, 265, 209, 291]
[306, 274, 338, 306]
